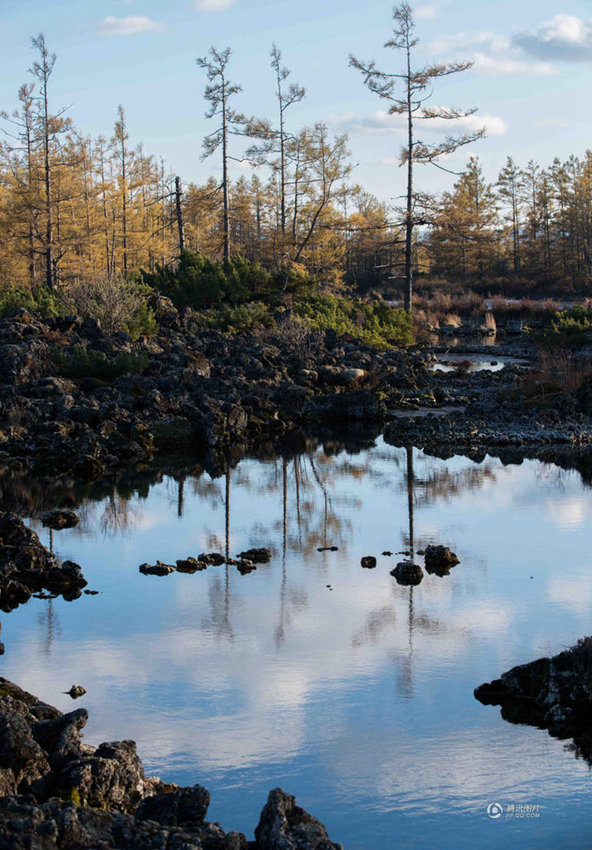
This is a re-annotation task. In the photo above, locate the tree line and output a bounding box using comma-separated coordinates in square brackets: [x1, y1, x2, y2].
[1, 7, 591, 315]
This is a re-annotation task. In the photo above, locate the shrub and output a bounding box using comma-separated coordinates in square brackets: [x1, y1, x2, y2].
[199, 301, 276, 334]
[52, 346, 148, 380]
[142, 251, 281, 312]
[293, 295, 414, 349]
[543, 304, 592, 347]
[0, 285, 59, 318]
[60, 276, 156, 339]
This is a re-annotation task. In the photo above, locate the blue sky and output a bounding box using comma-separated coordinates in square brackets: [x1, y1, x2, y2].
[2, 0, 592, 202]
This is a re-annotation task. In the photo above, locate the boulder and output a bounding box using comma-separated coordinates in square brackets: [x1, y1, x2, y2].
[361, 556, 376, 569]
[136, 783, 210, 826]
[255, 787, 343, 850]
[139, 562, 175, 577]
[40, 510, 80, 531]
[424, 545, 460, 575]
[391, 561, 424, 586]
[237, 548, 271, 564]
[56, 740, 148, 813]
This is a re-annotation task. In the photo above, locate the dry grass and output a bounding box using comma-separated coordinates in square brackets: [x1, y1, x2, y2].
[520, 347, 592, 399]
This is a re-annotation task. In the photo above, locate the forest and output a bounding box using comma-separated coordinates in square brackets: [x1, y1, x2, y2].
[2, 25, 592, 324]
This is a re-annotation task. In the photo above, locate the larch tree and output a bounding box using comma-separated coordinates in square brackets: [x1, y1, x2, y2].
[30, 33, 66, 289]
[196, 47, 248, 263]
[497, 157, 523, 275]
[350, 2, 484, 313]
[113, 105, 130, 275]
[246, 45, 305, 244]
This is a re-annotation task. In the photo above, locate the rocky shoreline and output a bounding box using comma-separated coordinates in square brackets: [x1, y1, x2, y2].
[475, 638, 592, 765]
[1, 307, 591, 486]
[0, 678, 342, 849]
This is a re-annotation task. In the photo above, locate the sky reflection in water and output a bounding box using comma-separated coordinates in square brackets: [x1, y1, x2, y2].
[2, 440, 592, 850]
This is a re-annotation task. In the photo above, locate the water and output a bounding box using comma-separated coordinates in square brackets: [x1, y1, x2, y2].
[2, 441, 592, 849]
[431, 353, 530, 373]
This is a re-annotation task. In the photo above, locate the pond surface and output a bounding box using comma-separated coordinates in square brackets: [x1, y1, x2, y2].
[431, 353, 530, 373]
[3, 441, 592, 849]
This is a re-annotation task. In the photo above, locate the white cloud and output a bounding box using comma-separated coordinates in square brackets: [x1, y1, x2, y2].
[194, 0, 237, 11]
[515, 14, 592, 62]
[331, 109, 506, 137]
[98, 16, 163, 36]
[472, 52, 556, 77]
[427, 31, 556, 76]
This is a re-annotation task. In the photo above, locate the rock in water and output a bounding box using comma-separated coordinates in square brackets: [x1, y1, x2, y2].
[139, 562, 175, 576]
[197, 552, 226, 566]
[361, 556, 377, 569]
[255, 787, 343, 850]
[0, 513, 87, 612]
[423, 544, 460, 575]
[238, 548, 271, 564]
[391, 561, 424, 586]
[0, 677, 341, 849]
[40, 510, 80, 530]
[65, 685, 86, 699]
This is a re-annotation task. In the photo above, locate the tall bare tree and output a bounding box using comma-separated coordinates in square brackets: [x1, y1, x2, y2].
[350, 2, 484, 313]
[30, 34, 57, 288]
[196, 47, 248, 262]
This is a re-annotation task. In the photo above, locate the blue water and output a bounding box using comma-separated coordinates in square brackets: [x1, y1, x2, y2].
[2, 441, 592, 849]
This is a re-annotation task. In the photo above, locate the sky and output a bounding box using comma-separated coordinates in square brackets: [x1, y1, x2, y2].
[2, 0, 592, 204]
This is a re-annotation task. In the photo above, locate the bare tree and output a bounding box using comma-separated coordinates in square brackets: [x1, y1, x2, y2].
[30, 33, 58, 289]
[113, 105, 130, 274]
[196, 47, 248, 262]
[350, 2, 484, 313]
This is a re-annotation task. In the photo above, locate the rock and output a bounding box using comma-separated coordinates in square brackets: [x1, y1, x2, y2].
[475, 637, 592, 763]
[424, 544, 460, 575]
[40, 510, 80, 530]
[391, 561, 424, 586]
[57, 740, 148, 813]
[44, 561, 87, 593]
[64, 686, 86, 700]
[197, 552, 226, 566]
[176, 557, 208, 573]
[0, 677, 340, 849]
[237, 548, 271, 564]
[136, 783, 210, 826]
[361, 556, 376, 569]
[381, 551, 393, 557]
[236, 560, 256, 575]
[139, 562, 175, 577]
[32, 708, 88, 773]
[0, 514, 88, 611]
[255, 787, 343, 850]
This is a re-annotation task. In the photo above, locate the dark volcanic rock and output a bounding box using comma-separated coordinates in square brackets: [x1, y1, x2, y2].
[197, 552, 226, 567]
[360, 556, 377, 569]
[0, 514, 87, 611]
[236, 560, 256, 575]
[475, 637, 592, 762]
[424, 544, 460, 576]
[139, 561, 175, 576]
[176, 557, 208, 573]
[40, 510, 80, 531]
[255, 787, 343, 850]
[391, 561, 424, 586]
[237, 548, 271, 564]
[136, 783, 210, 826]
[0, 678, 340, 850]
[56, 740, 149, 813]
